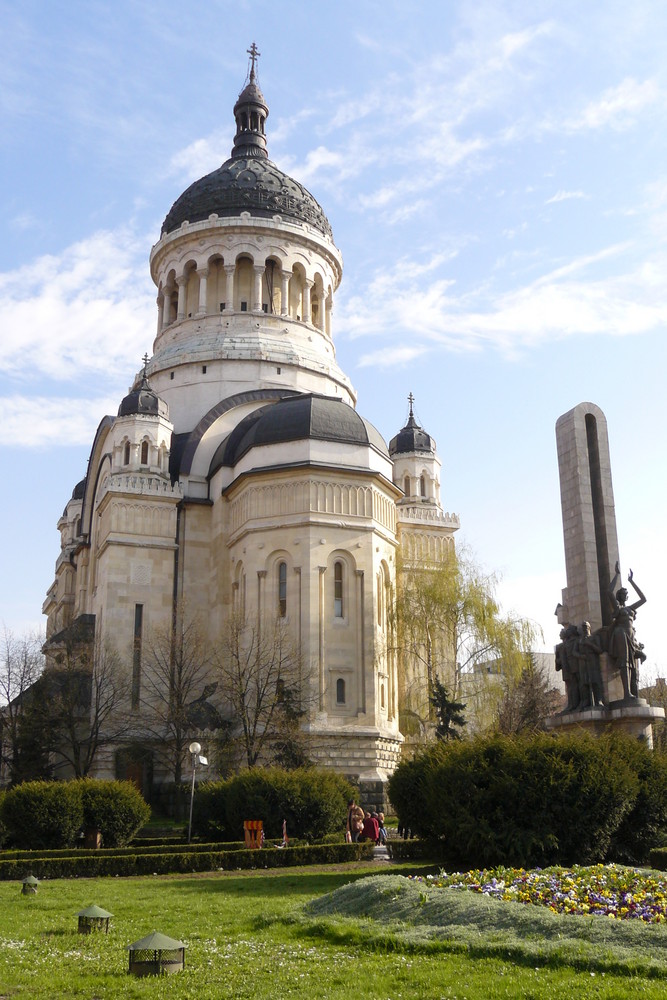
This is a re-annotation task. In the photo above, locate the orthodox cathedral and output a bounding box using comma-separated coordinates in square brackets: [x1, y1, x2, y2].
[43, 48, 459, 798]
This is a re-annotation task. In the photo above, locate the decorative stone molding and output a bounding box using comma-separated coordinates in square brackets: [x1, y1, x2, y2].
[229, 478, 396, 535]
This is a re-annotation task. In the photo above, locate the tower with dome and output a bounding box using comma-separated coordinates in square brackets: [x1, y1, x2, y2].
[42, 47, 459, 800]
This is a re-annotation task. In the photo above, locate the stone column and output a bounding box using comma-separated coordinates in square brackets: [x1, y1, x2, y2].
[224, 264, 235, 311]
[325, 295, 332, 336]
[318, 566, 326, 711]
[176, 275, 187, 321]
[280, 270, 292, 316]
[356, 569, 366, 713]
[317, 291, 326, 332]
[162, 289, 172, 328]
[556, 402, 620, 631]
[252, 265, 264, 313]
[196, 267, 208, 316]
[303, 279, 313, 324]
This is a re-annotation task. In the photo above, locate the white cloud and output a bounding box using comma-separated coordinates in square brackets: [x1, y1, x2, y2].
[545, 190, 586, 205]
[0, 394, 121, 448]
[357, 345, 430, 369]
[0, 228, 155, 382]
[167, 133, 229, 181]
[338, 241, 667, 358]
[565, 77, 661, 131]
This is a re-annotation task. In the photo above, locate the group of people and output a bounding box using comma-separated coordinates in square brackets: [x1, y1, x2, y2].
[346, 800, 387, 845]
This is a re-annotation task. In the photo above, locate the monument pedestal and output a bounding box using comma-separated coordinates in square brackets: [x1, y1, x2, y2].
[546, 700, 664, 746]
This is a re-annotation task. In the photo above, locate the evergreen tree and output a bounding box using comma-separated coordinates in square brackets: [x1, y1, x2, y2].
[430, 677, 467, 740]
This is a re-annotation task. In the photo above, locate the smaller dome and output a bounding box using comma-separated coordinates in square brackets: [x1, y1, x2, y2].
[213, 394, 388, 471]
[71, 479, 86, 501]
[389, 399, 435, 456]
[118, 374, 169, 419]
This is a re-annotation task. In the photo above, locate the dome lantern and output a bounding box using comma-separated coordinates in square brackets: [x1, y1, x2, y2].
[232, 42, 269, 160]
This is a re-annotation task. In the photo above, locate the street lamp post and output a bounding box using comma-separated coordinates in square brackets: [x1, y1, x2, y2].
[187, 741, 201, 844]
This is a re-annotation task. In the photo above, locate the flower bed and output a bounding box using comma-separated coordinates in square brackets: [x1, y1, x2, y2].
[411, 864, 667, 923]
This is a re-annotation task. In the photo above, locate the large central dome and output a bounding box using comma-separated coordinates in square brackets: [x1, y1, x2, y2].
[161, 57, 332, 239]
[161, 156, 332, 238]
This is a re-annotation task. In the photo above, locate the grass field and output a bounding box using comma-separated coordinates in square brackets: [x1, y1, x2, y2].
[2, 862, 667, 998]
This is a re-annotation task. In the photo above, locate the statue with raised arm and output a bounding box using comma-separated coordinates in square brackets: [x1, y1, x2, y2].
[608, 561, 646, 701]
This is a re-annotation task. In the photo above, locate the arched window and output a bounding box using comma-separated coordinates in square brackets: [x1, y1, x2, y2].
[140, 441, 149, 465]
[123, 442, 130, 466]
[336, 678, 346, 704]
[334, 561, 344, 618]
[419, 474, 426, 497]
[278, 561, 287, 618]
[403, 475, 410, 496]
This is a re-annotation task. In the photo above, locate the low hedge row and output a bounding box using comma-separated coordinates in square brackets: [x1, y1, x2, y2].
[1, 842, 375, 880]
[0, 841, 248, 861]
[386, 839, 446, 861]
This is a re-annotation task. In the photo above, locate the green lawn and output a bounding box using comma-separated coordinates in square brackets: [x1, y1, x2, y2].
[2, 863, 667, 998]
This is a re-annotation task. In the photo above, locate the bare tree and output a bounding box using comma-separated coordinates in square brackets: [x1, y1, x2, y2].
[0, 628, 45, 783]
[40, 623, 132, 778]
[214, 613, 307, 770]
[495, 655, 563, 734]
[140, 613, 220, 785]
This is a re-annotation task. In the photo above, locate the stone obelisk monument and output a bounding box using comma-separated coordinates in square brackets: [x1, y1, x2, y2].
[549, 402, 663, 742]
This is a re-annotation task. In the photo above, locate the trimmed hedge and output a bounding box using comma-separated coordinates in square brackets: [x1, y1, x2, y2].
[1, 781, 84, 849]
[1, 779, 150, 850]
[79, 779, 151, 847]
[0, 841, 249, 861]
[649, 846, 667, 871]
[388, 732, 667, 870]
[0, 841, 375, 880]
[194, 767, 354, 842]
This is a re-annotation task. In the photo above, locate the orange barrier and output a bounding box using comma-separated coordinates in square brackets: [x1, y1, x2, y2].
[243, 820, 263, 850]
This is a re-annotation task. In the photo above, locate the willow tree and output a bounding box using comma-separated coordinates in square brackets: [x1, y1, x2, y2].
[392, 548, 537, 740]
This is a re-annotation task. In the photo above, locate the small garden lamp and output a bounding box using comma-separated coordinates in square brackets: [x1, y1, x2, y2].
[77, 904, 113, 934]
[127, 930, 186, 976]
[21, 875, 39, 896]
[187, 740, 208, 844]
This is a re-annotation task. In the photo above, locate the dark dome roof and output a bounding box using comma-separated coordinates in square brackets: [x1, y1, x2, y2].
[161, 156, 332, 238]
[161, 58, 332, 239]
[389, 410, 435, 456]
[71, 478, 86, 501]
[213, 394, 388, 470]
[118, 375, 168, 418]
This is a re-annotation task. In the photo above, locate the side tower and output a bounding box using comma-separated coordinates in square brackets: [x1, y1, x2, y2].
[389, 396, 460, 745]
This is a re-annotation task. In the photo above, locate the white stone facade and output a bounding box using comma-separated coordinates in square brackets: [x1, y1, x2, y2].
[43, 58, 459, 795]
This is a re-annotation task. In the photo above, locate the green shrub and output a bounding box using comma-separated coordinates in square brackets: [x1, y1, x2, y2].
[194, 767, 353, 842]
[78, 779, 150, 847]
[1, 781, 83, 849]
[388, 733, 641, 870]
[605, 740, 667, 864]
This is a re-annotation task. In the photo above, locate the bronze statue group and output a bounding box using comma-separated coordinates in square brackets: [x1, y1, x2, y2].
[556, 562, 646, 712]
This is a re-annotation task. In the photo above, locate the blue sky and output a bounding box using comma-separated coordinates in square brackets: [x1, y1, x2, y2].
[1, 0, 666, 679]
